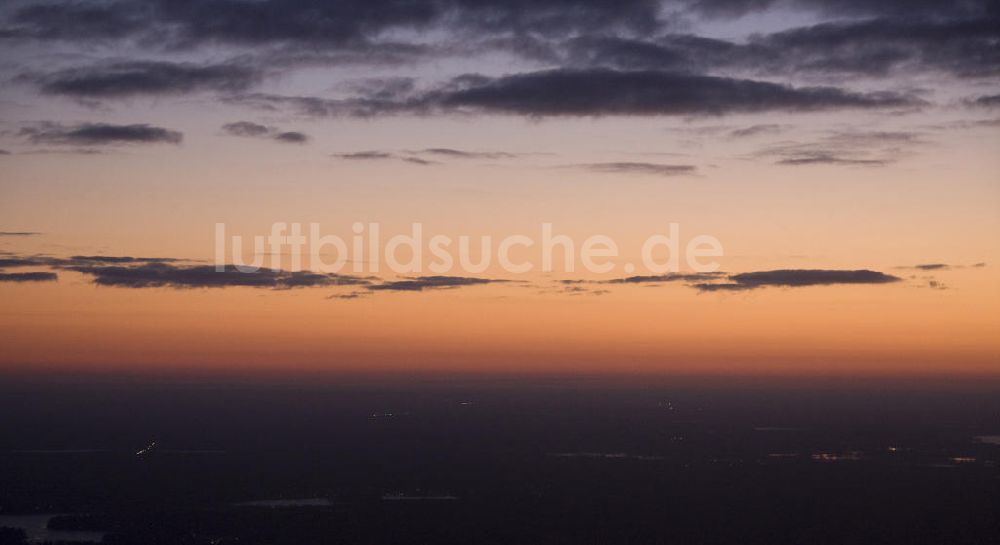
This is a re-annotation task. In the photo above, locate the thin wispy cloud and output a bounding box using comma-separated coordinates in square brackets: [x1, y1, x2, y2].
[775, 154, 890, 167]
[728, 124, 785, 139]
[578, 162, 698, 177]
[417, 148, 518, 160]
[332, 151, 396, 160]
[756, 130, 926, 168]
[333, 148, 519, 165]
[327, 291, 371, 300]
[368, 276, 507, 291]
[560, 285, 611, 296]
[590, 273, 724, 284]
[222, 122, 308, 144]
[332, 151, 440, 165]
[0, 255, 178, 268]
[70, 255, 183, 264]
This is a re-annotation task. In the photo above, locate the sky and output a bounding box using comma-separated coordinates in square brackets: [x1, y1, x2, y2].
[0, 0, 998, 378]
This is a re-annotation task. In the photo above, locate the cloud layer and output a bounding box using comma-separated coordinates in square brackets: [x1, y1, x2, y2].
[0, 254, 516, 294]
[2, 0, 993, 132]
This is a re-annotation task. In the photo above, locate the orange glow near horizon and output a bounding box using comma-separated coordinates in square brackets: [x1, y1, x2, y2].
[1, 97, 998, 380]
[1, 262, 996, 377]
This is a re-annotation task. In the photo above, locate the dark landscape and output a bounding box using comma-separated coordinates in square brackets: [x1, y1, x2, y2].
[1, 375, 998, 545]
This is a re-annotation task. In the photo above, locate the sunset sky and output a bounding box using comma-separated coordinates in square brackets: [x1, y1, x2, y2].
[0, 0, 997, 377]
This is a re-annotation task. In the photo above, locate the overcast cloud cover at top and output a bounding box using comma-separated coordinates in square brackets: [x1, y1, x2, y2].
[0, 0, 996, 123]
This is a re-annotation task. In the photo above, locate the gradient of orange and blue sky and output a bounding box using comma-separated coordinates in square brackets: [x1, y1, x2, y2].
[0, 0, 998, 377]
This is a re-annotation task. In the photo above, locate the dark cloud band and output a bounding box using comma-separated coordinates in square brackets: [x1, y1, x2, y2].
[694, 269, 901, 291]
[19, 123, 183, 146]
[68, 263, 370, 289]
[237, 69, 921, 119]
[0, 271, 58, 282]
[28, 61, 260, 98]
